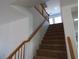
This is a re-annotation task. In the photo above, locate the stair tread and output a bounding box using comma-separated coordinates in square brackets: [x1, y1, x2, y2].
[37, 50, 67, 58]
[39, 47, 66, 51]
[40, 44, 66, 49]
[40, 44, 66, 48]
[34, 56, 66, 59]
[44, 37, 65, 39]
[42, 40, 65, 45]
[38, 49, 66, 52]
[41, 44, 65, 46]
[42, 40, 65, 42]
[43, 39, 65, 42]
[34, 56, 53, 59]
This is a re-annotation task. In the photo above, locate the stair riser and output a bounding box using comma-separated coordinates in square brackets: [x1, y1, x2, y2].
[42, 42, 65, 45]
[46, 32, 64, 35]
[44, 36, 64, 40]
[43, 40, 65, 42]
[42, 41, 65, 43]
[37, 52, 67, 58]
[44, 37, 65, 40]
[45, 35, 64, 37]
[47, 31, 64, 33]
[48, 26, 63, 28]
[48, 27, 63, 29]
[34, 57, 67, 59]
[48, 31, 64, 33]
[40, 46, 66, 50]
[43, 38, 65, 41]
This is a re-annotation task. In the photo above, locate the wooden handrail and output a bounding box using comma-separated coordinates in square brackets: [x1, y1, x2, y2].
[67, 36, 76, 59]
[34, 3, 49, 21]
[7, 20, 46, 59]
[40, 3, 49, 16]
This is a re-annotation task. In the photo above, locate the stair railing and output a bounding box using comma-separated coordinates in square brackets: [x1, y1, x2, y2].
[67, 36, 76, 59]
[7, 20, 46, 59]
[7, 3, 49, 59]
[34, 3, 49, 21]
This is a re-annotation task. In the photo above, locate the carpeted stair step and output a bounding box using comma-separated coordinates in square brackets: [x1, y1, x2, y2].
[44, 36, 65, 39]
[34, 56, 53, 59]
[34, 56, 67, 59]
[46, 31, 64, 33]
[46, 32, 64, 35]
[40, 44, 66, 50]
[37, 49, 67, 58]
[42, 40, 65, 44]
[42, 39, 65, 41]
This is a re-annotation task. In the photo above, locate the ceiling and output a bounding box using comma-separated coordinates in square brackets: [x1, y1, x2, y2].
[45, 0, 77, 16]
[45, 0, 61, 16]
[0, 0, 46, 25]
[12, 0, 46, 7]
[0, 0, 27, 25]
[61, 0, 78, 6]
[0, 0, 78, 24]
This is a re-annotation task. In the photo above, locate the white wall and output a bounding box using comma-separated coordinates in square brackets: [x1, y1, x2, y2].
[0, 5, 49, 59]
[25, 21, 49, 59]
[74, 21, 78, 34]
[72, 11, 78, 19]
[0, 0, 44, 25]
[0, 18, 34, 59]
[61, 4, 78, 59]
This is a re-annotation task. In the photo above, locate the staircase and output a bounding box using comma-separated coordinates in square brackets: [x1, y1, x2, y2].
[34, 23, 67, 59]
